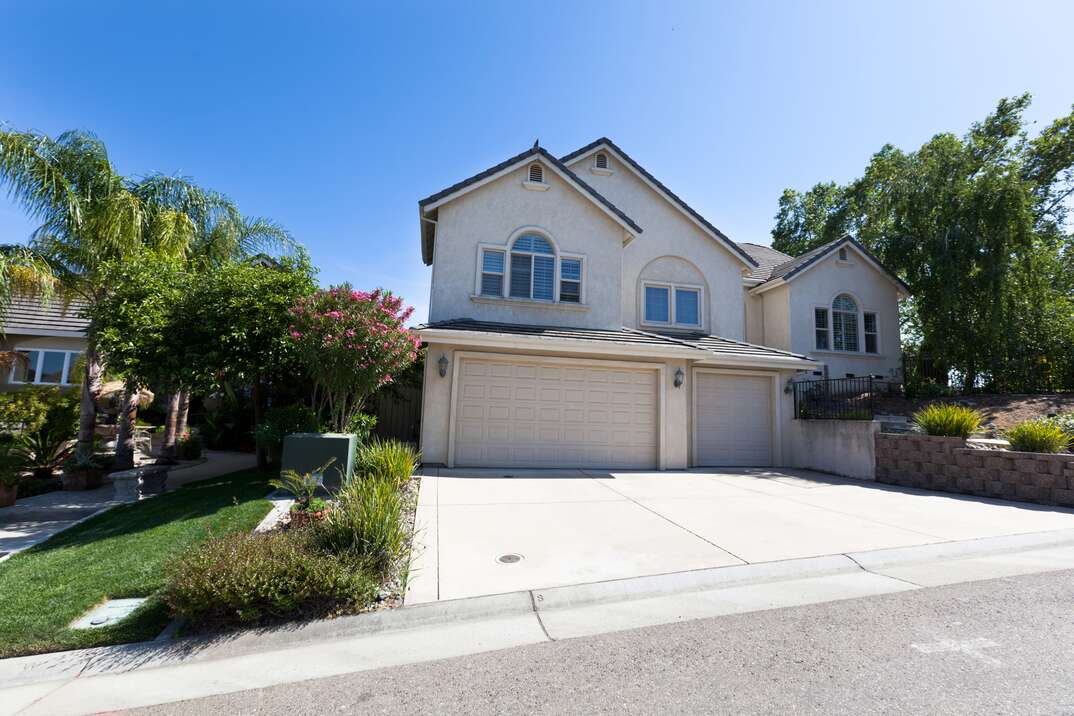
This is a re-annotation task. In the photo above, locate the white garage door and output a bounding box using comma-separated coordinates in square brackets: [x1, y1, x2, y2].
[694, 372, 774, 466]
[453, 357, 658, 468]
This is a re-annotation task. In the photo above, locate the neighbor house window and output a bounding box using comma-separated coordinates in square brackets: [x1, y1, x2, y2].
[814, 308, 830, 350]
[832, 293, 859, 352]
[864, 311, 878, 354]
[480, 249, 505, 296]
[510, 234, 556, 301]
[643, 282, 702, 328]
[528, 163, 544, 183]
[560, 258, 582, 303]
[10, 349, 82, 386]
[594, 153, 608, 169]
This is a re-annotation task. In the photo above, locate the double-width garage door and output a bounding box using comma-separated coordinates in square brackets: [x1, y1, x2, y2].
[694, 372, 774, 466]
[453, 357, 658, 468]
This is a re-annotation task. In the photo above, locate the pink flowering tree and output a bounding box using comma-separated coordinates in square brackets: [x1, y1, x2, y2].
[288, 284, 420, 433]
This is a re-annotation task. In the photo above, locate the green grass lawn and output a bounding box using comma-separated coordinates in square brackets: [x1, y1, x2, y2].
[0, 469, 273, 658]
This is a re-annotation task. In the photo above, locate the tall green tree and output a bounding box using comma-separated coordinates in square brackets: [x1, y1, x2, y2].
[0, 129, 200, 459]
[772, 94, 1074, 392]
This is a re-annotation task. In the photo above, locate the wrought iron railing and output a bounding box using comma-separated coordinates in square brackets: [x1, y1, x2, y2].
[793, 376, 876, 420]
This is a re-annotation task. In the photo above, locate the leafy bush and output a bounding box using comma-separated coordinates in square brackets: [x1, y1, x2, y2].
[1048, 413, 1074, 450]
[912, 404, 982, 439]
[354, 438, 419, 486]
[176, 433, 203, 460]
[1005, 420, 1070, 454]
[313, 475, 406, 574]
[343, 412, 377, 444]
[163, 529, 376, 627]
[0, 387, 78, 438]
[253, 404, 318, 463]
[270, 458, 334, 511]
[0, 449, 20, 488]
[12, 426, 74, 478]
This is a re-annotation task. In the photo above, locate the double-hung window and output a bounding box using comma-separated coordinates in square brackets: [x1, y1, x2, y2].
[832, 294, 859, 352]
[863, 312, 878, 354]
[643, 283, 702, 328]
[10, 349, 82, 386]
[477, 234, 583, 304]
[814, 308, 830, 350]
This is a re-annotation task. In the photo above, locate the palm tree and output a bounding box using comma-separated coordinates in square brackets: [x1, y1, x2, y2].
[0, 244, 57, 372]
[0, 129, 197, 461]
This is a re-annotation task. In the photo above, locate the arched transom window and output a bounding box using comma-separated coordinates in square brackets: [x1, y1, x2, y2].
[814, 293, 879, 353]
[478, 233, 584, 304]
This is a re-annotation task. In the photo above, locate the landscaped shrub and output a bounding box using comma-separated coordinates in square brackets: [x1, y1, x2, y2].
[354, 438, 419, 486]
[270, 459, 333, 512]
[343, 412, 377, 444]
[1005, 419, 1070, 454]
[1048, 413, 1074, 450]
[912, 404, 983, 438]
[253, 404, 318, 463]
[12, 425, 74, 478]
[176, 433, 203, 460]
[0, 387, 78, 438]
[312, 475, 407, 574]
[163, 529, 376, 627]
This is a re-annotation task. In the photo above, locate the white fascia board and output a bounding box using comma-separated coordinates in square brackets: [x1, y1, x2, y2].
[748, 277, 786, 296]
[420, 155, 639, 239]
[415, 328, 708, 360]
[694, 352, 817, 370]
[1, 327, 87, 338]
[564, 144, 753, 270]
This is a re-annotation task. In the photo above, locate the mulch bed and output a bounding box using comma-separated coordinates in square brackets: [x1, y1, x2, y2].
[878, 393, 1074, 431]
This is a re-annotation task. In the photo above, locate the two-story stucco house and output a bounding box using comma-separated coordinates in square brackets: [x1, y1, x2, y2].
[415, 138, 908, 470]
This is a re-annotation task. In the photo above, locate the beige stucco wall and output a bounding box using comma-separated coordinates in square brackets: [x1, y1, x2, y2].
[761, 285, 791, 350]
[784, 250, 903, 380]
[744, 291, 764, 344]
[427, 163, 627, 330]
[563, 153, 748, 339]
[0, 333, 87, 392]
[785, 418, 879, 480]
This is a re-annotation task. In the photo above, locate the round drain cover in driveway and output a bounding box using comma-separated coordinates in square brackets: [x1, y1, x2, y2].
[496, 553, 523, 564]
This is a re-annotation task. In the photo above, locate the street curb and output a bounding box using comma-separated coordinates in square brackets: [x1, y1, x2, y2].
[6, 527, 1074, 689]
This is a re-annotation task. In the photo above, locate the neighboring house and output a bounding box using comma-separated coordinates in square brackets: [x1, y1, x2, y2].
[414, 138, 907, 470]
[0, 295, 89, 391]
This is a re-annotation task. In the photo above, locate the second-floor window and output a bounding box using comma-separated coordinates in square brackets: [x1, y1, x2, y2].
[814, 294, 879, 354]
[642, 282, 702, 328]
[478, 234, 584, 304]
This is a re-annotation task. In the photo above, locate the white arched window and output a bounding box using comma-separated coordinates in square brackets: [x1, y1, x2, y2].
[509, 234, 556, 301]
[478, 232, 584, 303]
[832, 293, 859, 352]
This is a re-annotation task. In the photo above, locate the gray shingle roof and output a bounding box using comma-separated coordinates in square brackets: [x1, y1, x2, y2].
[417, 319, 814, 364]
[1, 295, 89, 336]
[739, 242, 794, 280]
[760, 235, 911, 293]
[560, 138, 759, 268]
[418, 145, 643, 265]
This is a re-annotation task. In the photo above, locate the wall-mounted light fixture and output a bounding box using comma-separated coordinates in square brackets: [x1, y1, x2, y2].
[438, 354, 449, 378]
[673, 367, 684, 388]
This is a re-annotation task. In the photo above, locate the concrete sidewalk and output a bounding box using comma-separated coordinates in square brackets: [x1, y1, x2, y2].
[5, 527, 1074, 715]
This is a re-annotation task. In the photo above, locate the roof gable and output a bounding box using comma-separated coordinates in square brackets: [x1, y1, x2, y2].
[561, 138, 758, 270]
[418, 145, 642, 265]
[750, 235, 911, 296]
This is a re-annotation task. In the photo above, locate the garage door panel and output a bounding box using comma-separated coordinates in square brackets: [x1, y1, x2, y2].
[695, 372, 773, 467]
[454, 357, 658, 468]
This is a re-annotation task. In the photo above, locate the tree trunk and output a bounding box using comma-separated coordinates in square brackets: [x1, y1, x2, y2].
[162, 392, 181, 458]
[76, 348, 103, 461]
[175, 390, 190, 440]
[114, 384, 140, 470]
[252, 376, 267, 470]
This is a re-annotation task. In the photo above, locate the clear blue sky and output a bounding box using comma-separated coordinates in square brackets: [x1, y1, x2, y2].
[2, 1, 1071, 323]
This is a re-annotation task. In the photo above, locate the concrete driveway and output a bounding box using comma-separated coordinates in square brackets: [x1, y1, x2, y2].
[405, 468, 1074, 603]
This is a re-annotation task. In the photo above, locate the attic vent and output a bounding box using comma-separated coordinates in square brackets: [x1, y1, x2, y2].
[838, 247, 848, 261]
[528, 163, 544, 183]
[594, 152, 608, 169]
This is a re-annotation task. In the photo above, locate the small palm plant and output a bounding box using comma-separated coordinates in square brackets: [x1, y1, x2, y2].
[270, 458, 335, 513]
[12, 426, 73, 479]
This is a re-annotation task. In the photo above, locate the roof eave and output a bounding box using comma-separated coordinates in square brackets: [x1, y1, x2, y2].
[415, 326, 708, 360]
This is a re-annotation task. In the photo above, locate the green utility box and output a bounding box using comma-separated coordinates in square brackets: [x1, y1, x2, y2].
[280, 433, 357, 489]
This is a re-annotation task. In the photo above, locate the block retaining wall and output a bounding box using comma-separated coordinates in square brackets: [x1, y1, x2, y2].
[875, 433, 1074, 507]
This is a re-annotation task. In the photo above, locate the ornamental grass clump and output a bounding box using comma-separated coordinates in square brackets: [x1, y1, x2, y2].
[288, 285, 420, 433]
[355, 438, 419, 487]
[312, 475, 407, 575]
[1005, 419, 1070, 454]
[912, 404, 982, 439]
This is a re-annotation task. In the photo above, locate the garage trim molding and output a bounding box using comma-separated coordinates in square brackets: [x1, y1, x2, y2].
[447, 350, 668, 469]
[691, 367, 782, 467]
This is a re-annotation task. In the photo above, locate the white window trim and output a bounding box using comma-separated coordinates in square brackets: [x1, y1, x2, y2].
[9, 347, 82, 386]
[472, 237, 587, 305]
[810, 294, 882, 356]
[641, 281, 704, 329]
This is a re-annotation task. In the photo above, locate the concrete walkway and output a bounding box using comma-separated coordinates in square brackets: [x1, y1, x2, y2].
[406, 467, 1074, 603]
[0, 451, 256, 560]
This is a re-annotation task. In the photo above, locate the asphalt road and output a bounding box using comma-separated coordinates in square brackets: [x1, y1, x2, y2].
[136, 569, 1074, 715]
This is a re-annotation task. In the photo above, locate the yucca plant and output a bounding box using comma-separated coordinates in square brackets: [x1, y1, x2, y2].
[354, 438, 419, 486]
[911, 404, 982, 439]
[1005, 419, 1069, 454]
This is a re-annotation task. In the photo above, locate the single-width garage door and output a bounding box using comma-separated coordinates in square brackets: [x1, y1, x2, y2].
[453, 357, 658, 468]
[694, 371, 773, 466]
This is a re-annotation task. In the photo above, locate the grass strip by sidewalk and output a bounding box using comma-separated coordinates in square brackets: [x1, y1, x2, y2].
[0, 469, 273, 659]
